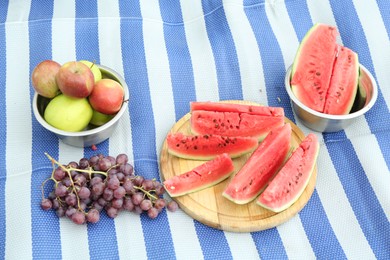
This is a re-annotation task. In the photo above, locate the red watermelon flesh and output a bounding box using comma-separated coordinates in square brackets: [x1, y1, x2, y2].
[190, 101, 284, 117]
[163, 153, 235, 197]
[323, 46, 359, 115]
[257, 133, 319, 212]
[166, 132, 258, 160]
[190, 110, 285, 141]
[222, 123, 292, 204]
[291, 23, 339, 112]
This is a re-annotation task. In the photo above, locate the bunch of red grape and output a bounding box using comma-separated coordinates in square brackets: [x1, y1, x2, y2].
[40, 153, 178, 225]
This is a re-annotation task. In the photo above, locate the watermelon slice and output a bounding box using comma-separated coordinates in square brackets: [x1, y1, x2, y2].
[190, 110, 285, 141]
[166, 132, 258, 160]
[163, 153, 235, 197]
[290, 23, 339, 112]
[190, 101, 284, 117]
[257, 133, 319, 212]
[323, 46, 359, 115]
[222, 124, 292, 204]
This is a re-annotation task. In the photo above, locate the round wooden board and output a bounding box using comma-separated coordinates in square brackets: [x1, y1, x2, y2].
[159, 101, 317, 233]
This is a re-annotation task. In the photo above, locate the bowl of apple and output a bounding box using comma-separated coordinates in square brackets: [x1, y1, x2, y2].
[32, 60, 129, 147]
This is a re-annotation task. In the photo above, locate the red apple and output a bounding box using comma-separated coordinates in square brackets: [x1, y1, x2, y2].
[31, 60, 61, 98]
[89, 79, 124, 115]
[56, 61, 95, 98]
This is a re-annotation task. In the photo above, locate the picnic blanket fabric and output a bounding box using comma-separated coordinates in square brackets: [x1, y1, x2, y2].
[0, 0, 389, 259]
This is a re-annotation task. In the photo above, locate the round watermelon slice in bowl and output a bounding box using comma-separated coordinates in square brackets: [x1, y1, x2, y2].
[285, 23, 378, 132]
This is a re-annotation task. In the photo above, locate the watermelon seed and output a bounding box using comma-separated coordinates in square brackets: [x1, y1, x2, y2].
[316, 72, 321, 76]
[176, 144, 180, 147]
[194, 146, 198, 150]
[213, 119, 217, 123]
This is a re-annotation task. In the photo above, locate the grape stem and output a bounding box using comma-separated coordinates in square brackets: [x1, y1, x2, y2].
[134, 186, 158, 201]
[45, 152, 108, 178]
[40, 178, 53, 200]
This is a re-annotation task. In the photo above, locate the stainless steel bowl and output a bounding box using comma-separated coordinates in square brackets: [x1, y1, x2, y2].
[285, 64, 378, 132]
[33, 64, 129, 147]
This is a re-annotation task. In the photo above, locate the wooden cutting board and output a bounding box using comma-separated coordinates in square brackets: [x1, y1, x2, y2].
[159, 101, 317, 233]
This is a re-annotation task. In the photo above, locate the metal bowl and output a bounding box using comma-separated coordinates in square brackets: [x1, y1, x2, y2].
[284, 64, 378, 132]
[32, 64, 129, 147]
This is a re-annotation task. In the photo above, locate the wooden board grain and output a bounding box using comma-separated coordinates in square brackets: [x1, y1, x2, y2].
[159, 101, 317, 233]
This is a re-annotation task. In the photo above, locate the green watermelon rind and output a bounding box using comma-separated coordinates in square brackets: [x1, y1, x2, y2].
[163, 153, 235, 197]
[256, 134, 320, 213]
[166, 133, 259, 161]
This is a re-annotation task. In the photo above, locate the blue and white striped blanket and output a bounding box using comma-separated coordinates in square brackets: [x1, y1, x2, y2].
[0, 0, 389, 259]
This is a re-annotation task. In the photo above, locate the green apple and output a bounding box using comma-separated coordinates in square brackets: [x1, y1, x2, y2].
[44, 94, 93, 132]
[90, 109, 114, 126]
[80, 60, 102, 82]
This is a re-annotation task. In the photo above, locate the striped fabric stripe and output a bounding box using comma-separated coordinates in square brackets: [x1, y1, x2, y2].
[251, 228, 288, 259]
[29, 1, 63, 259]
[0, 0, 389, 259]
[376, 0, 390, 38]
[160, 1, 197, 121]
[0, 1, 8, 259]
[5, 1, 34, 259]
[138, 1, 177, 258]
[203, 0, 243, 101]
